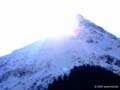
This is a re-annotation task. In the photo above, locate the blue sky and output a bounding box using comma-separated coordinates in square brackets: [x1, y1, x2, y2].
[0, 0, 120, 56]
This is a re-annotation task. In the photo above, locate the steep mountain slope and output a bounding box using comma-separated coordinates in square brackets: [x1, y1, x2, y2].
[0, 15, 120, 90]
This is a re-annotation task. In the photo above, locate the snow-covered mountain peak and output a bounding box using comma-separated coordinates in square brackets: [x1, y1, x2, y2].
[0, 15, 120, 90]
[75, 15, 120, 53]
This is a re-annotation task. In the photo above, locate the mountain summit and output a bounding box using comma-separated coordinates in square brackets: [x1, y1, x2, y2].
[0, 15, 120, 90]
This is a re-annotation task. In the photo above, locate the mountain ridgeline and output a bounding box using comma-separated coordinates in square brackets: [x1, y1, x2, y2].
[0, 15, 120, 90]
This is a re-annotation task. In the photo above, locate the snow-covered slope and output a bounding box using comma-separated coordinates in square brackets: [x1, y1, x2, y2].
[0, 15, 120, 90]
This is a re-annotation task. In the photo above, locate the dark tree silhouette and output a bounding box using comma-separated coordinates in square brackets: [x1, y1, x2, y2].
[48, 65, 120, 90]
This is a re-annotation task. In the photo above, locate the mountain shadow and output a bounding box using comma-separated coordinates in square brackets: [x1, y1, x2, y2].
[48, 65, 120, 90]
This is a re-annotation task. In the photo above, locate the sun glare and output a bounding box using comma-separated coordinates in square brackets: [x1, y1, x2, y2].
[0, 0, 78, 56]
[32, 15, 77, 39]
[1, 0, 119, 56]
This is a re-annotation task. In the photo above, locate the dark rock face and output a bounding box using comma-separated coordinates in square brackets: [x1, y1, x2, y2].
[48, 66, 120, 90]
[115, 60, 120, 67]
[99, 55, 120, 65]
[0, 68, 34, 83]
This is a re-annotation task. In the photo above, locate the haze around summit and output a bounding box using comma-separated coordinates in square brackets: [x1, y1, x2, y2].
[0, 0, 120, 56]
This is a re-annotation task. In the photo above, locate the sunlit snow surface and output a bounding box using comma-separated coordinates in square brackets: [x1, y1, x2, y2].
[0, 15, 120, 90]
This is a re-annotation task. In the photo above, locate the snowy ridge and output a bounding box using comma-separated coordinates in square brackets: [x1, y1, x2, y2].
[0, 15, 120, 90]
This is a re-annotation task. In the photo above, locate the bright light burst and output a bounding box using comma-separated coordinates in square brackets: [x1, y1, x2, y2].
[0, 0, 78, 56]
[0, 0, 119, 56]
[31, 15, 77, 39]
